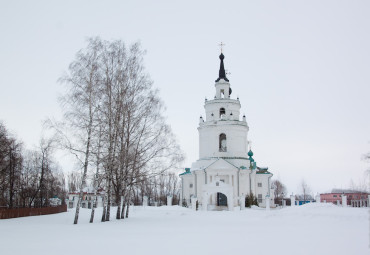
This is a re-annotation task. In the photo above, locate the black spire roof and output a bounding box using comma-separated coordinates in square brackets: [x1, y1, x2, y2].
[215, 53, 229, 82]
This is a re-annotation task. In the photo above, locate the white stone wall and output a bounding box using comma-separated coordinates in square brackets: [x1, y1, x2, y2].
[204, 99, 241, 121]
[181, 174, 194, 205]
[239, 170, 251, 199]
[255, 174, 273, 207]
[195, 171, 205, 198]
[198, 123, 249, 158]
[182, 159, 272, 209]
[214, 80, 231, 99]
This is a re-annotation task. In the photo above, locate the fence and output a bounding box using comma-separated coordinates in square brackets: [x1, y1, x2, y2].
[0, 204, 67, 219]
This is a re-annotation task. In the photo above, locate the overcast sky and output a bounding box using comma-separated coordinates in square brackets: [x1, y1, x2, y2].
[1, 0, 369, 195]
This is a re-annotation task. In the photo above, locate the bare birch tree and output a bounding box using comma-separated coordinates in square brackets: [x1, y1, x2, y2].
[300, 179, 311, 205]
[96, 40, 183, 220]
[52, 37, 183, 224]
[53, 38, 103, 224]
[271, 179, 287, 205]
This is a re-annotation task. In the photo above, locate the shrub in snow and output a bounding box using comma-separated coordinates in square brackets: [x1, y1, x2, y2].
[182, 199, 188, 208]
[245, 193, 258, 208]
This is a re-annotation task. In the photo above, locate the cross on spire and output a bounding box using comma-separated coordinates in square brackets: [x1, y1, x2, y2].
[215, 44, 229, 82]
[219, 42, 225, 53]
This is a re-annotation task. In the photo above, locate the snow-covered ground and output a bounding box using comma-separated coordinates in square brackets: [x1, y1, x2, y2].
[0, 203, 368, 255]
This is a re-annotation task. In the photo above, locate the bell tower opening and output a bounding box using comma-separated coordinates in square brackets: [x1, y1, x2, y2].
[219, 108, 225, 118]
[219, 133, 227, 152]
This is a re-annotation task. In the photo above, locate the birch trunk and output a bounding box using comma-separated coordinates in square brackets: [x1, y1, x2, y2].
[125, 202, 129, 218]
[89, 193, 97, 223]
[116, 196, 121, 219]
[101, 194, 106, 222]
[121, 201, 125, 219]
[73, 79, 94, 224]
[105, 179, 111, 221]
[73, 128, 91, 224]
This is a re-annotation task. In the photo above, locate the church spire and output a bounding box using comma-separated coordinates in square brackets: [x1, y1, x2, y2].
[215, 53, 229, 82]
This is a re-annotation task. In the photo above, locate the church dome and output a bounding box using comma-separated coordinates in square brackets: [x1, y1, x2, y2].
[248, 150, 254, 157]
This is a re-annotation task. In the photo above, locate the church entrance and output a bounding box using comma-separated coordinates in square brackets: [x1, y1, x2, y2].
[217, 192, 227, 206]
[201, 175, 234, 211]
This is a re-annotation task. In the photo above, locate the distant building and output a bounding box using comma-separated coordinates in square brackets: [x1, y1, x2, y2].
[320, 189, 369, 207]
[295, 194, 314, 205]
[49, 196, 62, 206]
[66, 188, 104, 209]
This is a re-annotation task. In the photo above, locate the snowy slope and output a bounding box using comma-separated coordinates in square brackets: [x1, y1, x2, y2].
[0, 203, 368, 255]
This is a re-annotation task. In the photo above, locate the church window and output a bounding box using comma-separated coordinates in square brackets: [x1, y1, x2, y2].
[258, 182, 262, 187]
[220, 89, 225, 98]
[258, 194, 262, 203]
[189, 184, 193, 188]
[216, 182, 219, 186]
[219, 108, 225, 118]
[219, 133, 227, 152]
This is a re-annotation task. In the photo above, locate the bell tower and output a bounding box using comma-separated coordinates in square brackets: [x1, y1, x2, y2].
[198, 52, 249, 159]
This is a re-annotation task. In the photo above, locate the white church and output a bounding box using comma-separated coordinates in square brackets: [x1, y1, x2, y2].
[180, 51, 274, 210]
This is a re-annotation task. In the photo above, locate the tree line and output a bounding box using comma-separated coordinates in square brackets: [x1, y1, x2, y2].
[50, 37, 183, 224]
[0, 122, 66, 208]
[67, 170, 181, 206]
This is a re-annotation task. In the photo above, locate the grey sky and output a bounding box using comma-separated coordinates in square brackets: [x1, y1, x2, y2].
[1, 0, 369, 194]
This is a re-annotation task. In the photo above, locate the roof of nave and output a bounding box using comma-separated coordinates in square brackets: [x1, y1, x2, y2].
[179, 157, 267, 176]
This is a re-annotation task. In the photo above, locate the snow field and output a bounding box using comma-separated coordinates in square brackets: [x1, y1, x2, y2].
[0, 203, 368, 255]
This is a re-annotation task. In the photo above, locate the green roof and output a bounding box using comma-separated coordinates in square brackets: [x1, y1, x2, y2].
[179, 168, 191, 176]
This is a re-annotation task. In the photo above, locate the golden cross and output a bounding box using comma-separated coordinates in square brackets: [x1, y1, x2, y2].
[219, 42, 225, 53]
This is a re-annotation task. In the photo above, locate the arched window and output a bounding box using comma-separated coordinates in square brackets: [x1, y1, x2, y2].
[219, 133, 227, 152]
[219, 108, 225, 118]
